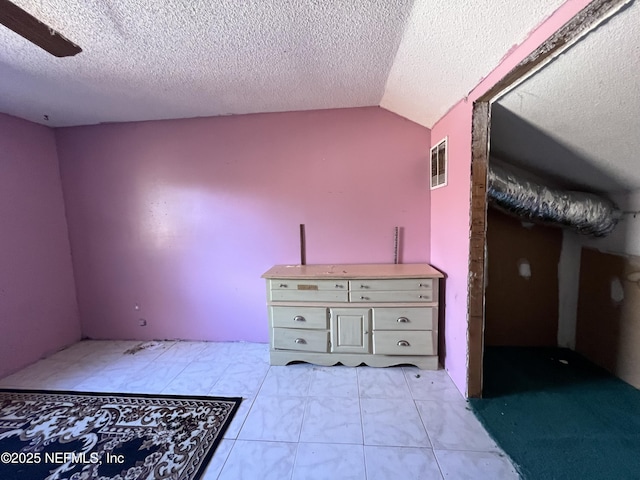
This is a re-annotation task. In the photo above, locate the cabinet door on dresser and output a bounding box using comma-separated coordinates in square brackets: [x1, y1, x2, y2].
[329, 308, 371, 354]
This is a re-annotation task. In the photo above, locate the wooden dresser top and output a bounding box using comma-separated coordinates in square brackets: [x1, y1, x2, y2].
[262, 263, 444, 279]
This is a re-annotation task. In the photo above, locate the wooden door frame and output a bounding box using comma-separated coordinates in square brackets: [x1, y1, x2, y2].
[466, 0, 632, 398]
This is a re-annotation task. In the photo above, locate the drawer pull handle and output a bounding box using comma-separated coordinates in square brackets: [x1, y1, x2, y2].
[360, 296, 369, 300]
[397, 340, 411, 347]
[295, 338, 307, 344]
[360, 285, 369, 289]
[335, 284, 343, 288]
[397, 317, 410, 323]
[279, 283, 288, 288]
[419, 295, 429, 299]
[419, 283, 430, 287]
[293, 316, 306, 322]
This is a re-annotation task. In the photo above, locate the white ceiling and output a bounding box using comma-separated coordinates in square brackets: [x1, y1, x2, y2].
[0, 0, 565, 128]
[492, 0, 640, 193]
[380, 0, 566, 127]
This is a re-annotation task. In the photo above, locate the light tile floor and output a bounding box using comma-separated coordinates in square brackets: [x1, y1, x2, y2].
[0, 340, 520, 479]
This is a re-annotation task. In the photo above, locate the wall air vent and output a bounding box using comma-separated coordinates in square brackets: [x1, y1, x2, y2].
[430, 137, 447, 189]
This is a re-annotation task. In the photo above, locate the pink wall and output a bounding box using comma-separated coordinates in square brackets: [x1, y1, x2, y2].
[430, 0, 593, 395]
[0, 113, 80, 378]
[429, 100, 473, 393]
[56, 107, 431, 342]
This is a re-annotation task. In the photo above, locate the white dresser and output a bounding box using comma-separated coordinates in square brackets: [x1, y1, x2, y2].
[262, 264, 443, 369]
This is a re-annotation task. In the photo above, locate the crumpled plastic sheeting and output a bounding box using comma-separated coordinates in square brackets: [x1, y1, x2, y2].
[487, 164, 621, 237]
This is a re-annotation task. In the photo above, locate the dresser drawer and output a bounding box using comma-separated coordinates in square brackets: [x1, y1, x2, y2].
[372, 331, 436, 355]
[373, 307, 435, 331]
[271, 307, 329, 329]
[350, 290, 433, 303]
[272, 328, 329, 353]
[269, 279, 348, 291]
[271, 290, 349, 302]
[269, 279, 348, 302]
[350, 279, 433, 291]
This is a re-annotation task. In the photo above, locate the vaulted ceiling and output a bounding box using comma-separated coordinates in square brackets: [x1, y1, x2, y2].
[0, 0, 565, 127]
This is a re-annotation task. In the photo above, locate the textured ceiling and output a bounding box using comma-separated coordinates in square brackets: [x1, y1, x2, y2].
[493, 0, 640, 193]
[380, 0, 566, 127]
[0, 0, 567, 127]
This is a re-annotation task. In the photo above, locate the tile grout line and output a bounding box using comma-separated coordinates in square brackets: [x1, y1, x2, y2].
[232, 362, 273, 440]
[405, 367, 447, 479]
[213, 438, 235, 480]
[289, 365, 314, 480]
[431, 448, 447, 480]
[356, 366, 367, 449]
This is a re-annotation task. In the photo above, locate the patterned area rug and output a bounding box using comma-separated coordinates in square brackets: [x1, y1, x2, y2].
[0, 389, 241, 480]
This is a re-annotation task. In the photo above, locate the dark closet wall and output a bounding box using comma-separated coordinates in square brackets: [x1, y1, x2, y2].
[576, 248, 640, 389]
[485, 208, 562, 346]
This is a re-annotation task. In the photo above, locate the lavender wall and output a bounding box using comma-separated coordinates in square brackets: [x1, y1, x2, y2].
[0, 113, 80, 378]
[56, 107, 431, 343]
[430, 0, 593, 395]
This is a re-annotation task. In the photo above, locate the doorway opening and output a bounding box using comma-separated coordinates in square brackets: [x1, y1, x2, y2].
[467, 0, 634, 398]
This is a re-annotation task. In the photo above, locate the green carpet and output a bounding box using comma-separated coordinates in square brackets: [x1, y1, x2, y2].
[470, 347, 640, 480]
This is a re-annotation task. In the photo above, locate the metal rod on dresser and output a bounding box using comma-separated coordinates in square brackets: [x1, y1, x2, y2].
[393, 226, 399, 264]
[300, 224, 306, 265]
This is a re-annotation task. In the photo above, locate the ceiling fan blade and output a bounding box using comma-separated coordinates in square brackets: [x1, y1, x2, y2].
[0, 0, 81, 57]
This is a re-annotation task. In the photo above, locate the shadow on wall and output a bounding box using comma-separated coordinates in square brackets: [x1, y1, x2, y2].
[490, 103, 627, 194]
[481, 346, 616, 397]
[437, 275, 447, 366]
